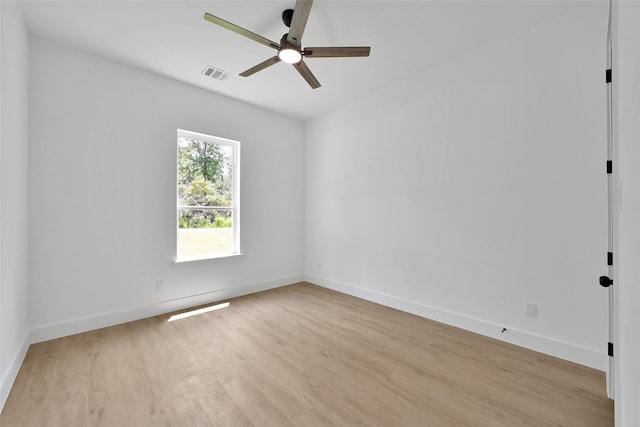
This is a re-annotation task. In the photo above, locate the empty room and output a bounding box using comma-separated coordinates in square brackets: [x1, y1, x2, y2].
[1, 0, 639, 426]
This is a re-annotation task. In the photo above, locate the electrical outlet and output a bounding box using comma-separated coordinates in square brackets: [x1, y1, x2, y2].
[525, 303, 537, 318]
[155, 279, 164, 291]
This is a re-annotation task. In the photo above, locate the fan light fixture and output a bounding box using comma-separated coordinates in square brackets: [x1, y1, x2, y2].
[278, 47, 302, 64]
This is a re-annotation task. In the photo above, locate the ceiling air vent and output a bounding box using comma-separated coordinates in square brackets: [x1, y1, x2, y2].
[202, 66, 230, 81]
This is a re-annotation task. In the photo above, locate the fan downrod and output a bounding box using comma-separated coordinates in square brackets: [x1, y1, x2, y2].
[282, 9, 294, 27]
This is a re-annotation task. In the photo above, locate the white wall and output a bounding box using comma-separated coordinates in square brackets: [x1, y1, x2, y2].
[615, 1, 640, 424]
[305, 3, 609, 369]
[0, 1, 30, 412]
[28, 37, 305, 341]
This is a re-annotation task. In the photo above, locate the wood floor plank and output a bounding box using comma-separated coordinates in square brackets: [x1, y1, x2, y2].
[0, 282, 613, 426]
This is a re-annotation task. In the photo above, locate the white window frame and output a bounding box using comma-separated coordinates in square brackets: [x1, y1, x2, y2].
[175, 129, 241, 262]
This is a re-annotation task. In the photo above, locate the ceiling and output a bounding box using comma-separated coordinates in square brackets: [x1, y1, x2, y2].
[19, 0, 574, 121]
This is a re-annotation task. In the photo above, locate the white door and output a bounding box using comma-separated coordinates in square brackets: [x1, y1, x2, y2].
[602, 0, 616, 400]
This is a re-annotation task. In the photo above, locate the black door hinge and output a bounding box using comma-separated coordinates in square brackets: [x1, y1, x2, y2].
[606, 69, 612, 83]
[608, 342, 614, 357]
[607, 160, 613, 174]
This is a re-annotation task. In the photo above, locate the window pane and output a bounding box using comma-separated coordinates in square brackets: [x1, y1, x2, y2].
[178, 209, 233, 257]
[177, 138, 233, 207]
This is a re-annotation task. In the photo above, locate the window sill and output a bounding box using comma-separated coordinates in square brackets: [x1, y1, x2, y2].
[174, 252, 243, 264]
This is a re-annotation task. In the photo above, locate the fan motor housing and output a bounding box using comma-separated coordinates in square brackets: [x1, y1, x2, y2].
[280, 33, 300, 51]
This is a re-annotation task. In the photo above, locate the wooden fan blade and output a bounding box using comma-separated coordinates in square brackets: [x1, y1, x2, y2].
[204, 13, 280, 50]
[293, 60, 321, 89]
[287, 0, 313, 46]
[239, 56, 281, 77]
[303, 46, 371, 58]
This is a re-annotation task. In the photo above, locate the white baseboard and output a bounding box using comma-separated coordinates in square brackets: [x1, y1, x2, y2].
[30, 274, 304, 344]
[0, 330, 30, 414]
[305, 274, 607, 371]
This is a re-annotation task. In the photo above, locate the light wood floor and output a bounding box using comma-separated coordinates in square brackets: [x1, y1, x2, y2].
[0, 282, 613, 426]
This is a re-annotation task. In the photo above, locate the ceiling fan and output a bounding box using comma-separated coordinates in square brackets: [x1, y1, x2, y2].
[203, 0, 371, 89]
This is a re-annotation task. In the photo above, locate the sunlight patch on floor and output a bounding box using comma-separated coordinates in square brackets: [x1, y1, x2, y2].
[167, 302, 230, 322]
